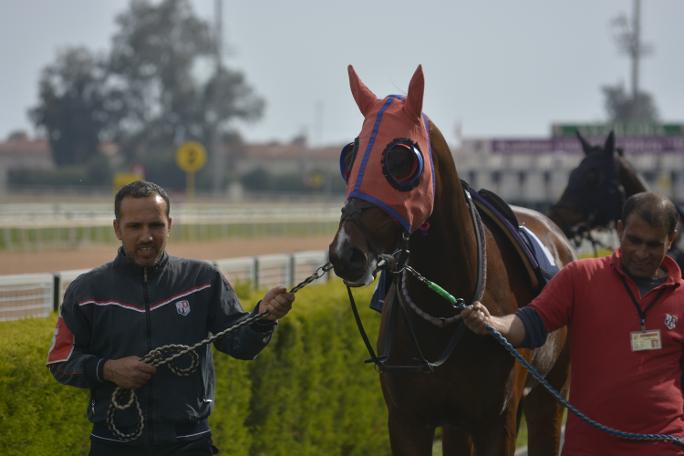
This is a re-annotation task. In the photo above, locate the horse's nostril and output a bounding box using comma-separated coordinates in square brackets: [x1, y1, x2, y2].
[329, 244, 368, 281]
[347, 248, 366, 269]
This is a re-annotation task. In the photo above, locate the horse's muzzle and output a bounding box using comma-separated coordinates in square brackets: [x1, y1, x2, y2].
[328, 241, 372, 286]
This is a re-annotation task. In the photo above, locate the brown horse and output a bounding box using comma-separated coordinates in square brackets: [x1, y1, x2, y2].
[548, 130, 648, 243]
[328, 65, 575, 455]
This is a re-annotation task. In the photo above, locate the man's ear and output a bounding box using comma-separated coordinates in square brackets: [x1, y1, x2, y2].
[616, 219, 624, 238]
[113, 219, 122, 241]
[168, 217, 173, 234]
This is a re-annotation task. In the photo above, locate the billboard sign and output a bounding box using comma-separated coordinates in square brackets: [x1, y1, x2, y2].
[491, 137, 684, 154]
[551, 123, 684, 138]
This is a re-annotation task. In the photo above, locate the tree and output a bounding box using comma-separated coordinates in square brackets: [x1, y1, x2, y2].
[602, 83, 659, 124]
[603, 0, 658, 125]
[108, 0, 264, 175]
[29, 48, 114, 166]
[29, 0, 264, 192]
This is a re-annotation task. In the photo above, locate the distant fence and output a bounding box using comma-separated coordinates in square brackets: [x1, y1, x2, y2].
[0, 201, 342, 251]
[0, 250, 329, 321]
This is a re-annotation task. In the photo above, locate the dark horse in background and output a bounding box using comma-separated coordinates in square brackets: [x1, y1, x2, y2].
[328, 65, 575, 455]
[549, 130, 684, 267]
[547, 130, 648, 246]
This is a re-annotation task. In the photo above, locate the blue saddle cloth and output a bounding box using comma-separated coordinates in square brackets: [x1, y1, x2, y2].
[370, 185, 559, 313]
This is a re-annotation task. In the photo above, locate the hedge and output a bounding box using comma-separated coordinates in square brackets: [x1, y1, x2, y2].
[0, 280, 389, 455]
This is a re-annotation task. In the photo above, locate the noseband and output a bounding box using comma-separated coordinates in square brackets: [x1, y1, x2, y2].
[339, 198, 394, 259]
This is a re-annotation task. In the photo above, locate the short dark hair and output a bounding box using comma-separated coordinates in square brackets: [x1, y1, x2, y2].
[114, 180, 171, 220]
[621, 191, 678, 235]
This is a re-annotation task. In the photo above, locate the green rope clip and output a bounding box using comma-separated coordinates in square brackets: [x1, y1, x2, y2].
[426, 281, 466, 310]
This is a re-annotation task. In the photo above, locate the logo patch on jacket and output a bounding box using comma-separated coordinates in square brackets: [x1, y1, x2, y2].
[176, 300, 191, 317]
[664, 313, 678, 330]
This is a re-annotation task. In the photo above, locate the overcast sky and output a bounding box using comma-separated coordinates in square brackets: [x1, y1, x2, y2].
[1, 0, 682, 146]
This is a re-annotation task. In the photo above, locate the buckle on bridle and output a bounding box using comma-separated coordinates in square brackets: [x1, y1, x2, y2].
[377, 232, 411, 273]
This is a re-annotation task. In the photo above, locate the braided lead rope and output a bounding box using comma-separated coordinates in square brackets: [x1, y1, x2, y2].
[107, 262, 333, 441]
[405, 265, 684, 449]
[487, 325, 684, 448]
[391, 188, 487, 328]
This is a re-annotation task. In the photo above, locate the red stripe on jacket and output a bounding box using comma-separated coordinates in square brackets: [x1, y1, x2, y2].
[46, 316, 75, 364]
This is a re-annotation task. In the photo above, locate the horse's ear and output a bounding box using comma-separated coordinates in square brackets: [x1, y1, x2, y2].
[404, 65, 424, 120]
[604, 130, 616, 154]
[575, 129, 591, 154]
[348, 65, 377, 117]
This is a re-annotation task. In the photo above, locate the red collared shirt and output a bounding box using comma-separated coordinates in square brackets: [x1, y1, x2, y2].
[530, 251, 684, 456]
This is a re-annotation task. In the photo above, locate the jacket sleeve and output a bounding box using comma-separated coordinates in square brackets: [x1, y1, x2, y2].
[46, 282, 106, 389]
[209, 271, 276, 360]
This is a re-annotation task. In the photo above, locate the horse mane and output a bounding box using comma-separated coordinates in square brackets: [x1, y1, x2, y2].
[617, 154, 649, 195]
[413, 119, 480, 302]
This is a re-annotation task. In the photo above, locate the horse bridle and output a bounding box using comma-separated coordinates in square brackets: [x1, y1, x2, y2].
[343, 189, 487, 372]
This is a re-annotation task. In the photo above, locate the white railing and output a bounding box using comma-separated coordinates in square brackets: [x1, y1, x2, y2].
[0, 273, 55, 321]
[0, 250, 330, 321]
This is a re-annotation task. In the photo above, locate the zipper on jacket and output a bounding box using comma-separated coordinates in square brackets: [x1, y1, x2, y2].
[143, 267, 152, 349]
[143, 267, 154, 446]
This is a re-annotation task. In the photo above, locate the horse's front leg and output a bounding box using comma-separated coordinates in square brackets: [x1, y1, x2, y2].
[387, 410, 435, 456]
[468, 404, 520, 456]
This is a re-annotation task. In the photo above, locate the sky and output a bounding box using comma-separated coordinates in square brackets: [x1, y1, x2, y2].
[1, 0, 683, 147]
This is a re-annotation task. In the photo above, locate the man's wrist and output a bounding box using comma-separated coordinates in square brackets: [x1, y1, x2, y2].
[251, 301, 277, 332]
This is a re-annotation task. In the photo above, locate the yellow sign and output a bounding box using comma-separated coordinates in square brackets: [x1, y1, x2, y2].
[176, 141, 207, 173]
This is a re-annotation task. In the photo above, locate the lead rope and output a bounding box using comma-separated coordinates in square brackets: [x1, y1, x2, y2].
[107, 262, 333, 441]
[404, 265, 684, 449]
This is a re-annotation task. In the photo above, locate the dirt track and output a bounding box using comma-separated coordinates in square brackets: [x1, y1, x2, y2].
[0, 235, 334, 275]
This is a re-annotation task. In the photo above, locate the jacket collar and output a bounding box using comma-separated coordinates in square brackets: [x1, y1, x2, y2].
[114, 246, 169, 277]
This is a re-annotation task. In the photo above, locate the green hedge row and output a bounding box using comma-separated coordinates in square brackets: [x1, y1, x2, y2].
[0, 280, 389, 455]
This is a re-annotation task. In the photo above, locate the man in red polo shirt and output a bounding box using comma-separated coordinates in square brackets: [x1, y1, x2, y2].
[463, 191, 684, 456]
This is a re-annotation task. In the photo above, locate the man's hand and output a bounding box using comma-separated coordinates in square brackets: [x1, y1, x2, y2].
[461, 301, 527, 346]
[103, 356, 157, 389]
[461, 301, 493, 336]
[258, 287, 295, 321]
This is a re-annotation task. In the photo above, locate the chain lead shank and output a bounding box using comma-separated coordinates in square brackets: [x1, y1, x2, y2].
[107, 262, 333, 441]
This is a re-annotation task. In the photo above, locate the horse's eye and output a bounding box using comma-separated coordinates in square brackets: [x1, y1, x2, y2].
[382, 139, 424, 191]
[339, 138, 359, 182]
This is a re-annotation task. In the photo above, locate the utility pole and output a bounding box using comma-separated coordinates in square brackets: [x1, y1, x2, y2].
[211, 0, 226, 196]
[612, 0, 652, 99]
[631, 0, 641, 99]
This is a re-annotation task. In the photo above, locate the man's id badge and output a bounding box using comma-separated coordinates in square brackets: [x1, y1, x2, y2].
[630, 330, 662, 351]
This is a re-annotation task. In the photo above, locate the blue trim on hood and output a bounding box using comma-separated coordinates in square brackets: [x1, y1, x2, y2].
[348, 190, 411, 233]
[353, 96, 398, 194]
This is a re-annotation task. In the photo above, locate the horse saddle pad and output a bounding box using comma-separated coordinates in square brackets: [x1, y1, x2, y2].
[471, 187, 559, 293]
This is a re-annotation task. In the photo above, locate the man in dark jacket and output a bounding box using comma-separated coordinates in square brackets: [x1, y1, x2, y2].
[47, 180, 295, 455]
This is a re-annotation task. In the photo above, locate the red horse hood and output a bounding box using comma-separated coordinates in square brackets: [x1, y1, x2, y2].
[344, 65, 435, 233]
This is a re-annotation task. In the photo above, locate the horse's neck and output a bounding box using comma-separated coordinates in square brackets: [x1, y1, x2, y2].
[409, 169, 479, 301]
[619, 157, 648, 196]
